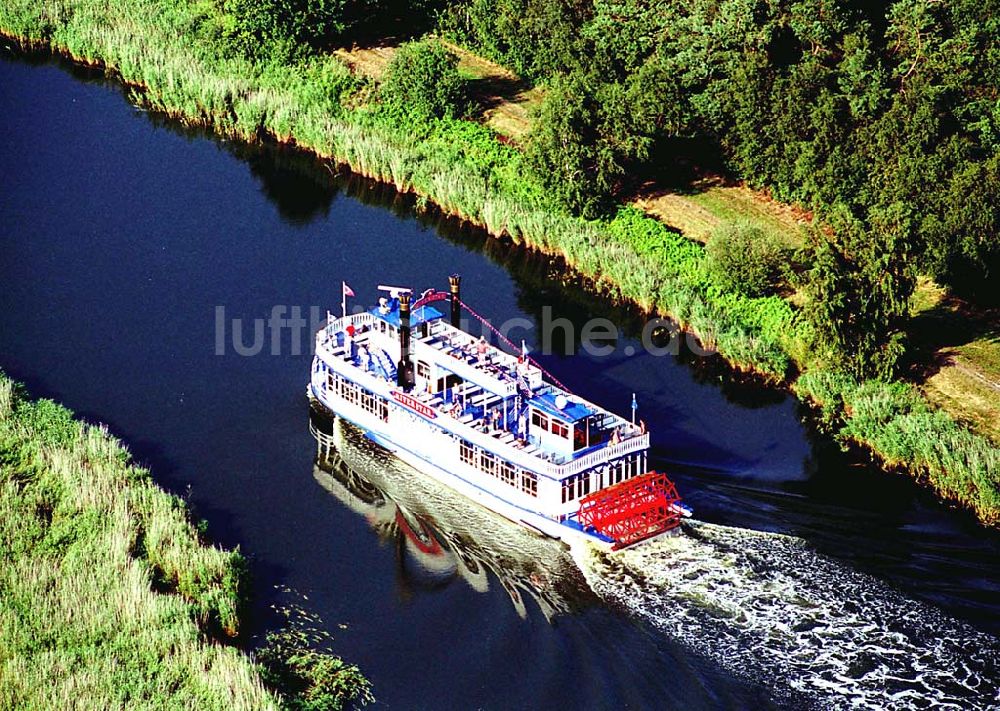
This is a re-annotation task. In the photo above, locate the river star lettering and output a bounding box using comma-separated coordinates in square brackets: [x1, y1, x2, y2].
[391, 390, 437, 419]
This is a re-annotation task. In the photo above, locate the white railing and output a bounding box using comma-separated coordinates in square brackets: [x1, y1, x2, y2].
[319, 312, 378, 347]
[546, 433, 649, 477]
[316, 342, 391, 396]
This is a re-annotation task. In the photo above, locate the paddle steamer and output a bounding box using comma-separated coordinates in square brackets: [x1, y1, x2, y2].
[308, 276, 690, 548]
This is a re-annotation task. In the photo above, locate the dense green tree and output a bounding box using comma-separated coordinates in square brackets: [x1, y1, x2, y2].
[439, 0, 590, 80]
[525, 76, 609, 217]
[626, 53, 695, 138]
[526, 73, 654, 217]
[583, 0, 673, 79]
[441, 0, 999, 311]
[806, 206, 916, 381]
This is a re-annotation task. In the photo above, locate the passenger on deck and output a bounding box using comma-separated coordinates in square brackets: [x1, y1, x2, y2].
[344, 323, 356, 358]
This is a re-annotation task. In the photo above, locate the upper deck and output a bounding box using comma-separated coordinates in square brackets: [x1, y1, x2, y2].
[315, 305, 648, 480]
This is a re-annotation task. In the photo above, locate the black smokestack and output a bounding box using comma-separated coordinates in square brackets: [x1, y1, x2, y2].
[449, 274, 461, 329]
[397, 291, 413, 390]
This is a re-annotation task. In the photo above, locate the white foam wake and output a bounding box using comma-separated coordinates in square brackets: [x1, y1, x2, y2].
[573, 521, 1000, 710]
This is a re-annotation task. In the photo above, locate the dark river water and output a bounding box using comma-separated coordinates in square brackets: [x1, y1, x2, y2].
[2, 51, 999, 709]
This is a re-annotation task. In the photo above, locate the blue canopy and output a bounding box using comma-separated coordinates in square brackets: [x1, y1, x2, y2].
[370, 304, 445, 329]
[529, 391, 594, 423]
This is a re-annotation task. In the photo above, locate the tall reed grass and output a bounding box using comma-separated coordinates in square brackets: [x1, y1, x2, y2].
[0, 375, 277, 708]
[796, 371, 1000, 525]
[0, 374, 370, 709]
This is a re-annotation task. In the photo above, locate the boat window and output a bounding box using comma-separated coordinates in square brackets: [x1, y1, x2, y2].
[561, 476, 575, 503]
[416, 360, 429, 380]
[551, 420, 568, 438]
[521, 471, 538, 497]
[327, 372, 388, 421]
[573, 420, 592, 451]
[531, 409, 549, 431]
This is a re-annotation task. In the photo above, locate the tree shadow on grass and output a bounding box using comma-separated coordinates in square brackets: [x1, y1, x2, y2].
[904, 292, 1000, 385]
[464, 73, 531, 114]
[628, 136, 734, 195]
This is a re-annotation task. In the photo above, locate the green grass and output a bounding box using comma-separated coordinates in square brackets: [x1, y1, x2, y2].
[631, 183, 809, 249]
[905, 277, 1000, 444]
[0, 376, 276, 709]
[0, 374, 371, 709]
[684, 187, 807, 249]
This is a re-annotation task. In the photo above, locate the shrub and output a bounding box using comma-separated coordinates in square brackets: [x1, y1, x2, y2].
[257, 630, 373, 710]
[380, 39, 470, 120]
[705, 222, 787, 298]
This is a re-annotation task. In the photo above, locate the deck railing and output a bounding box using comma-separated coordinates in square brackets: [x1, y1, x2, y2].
[413, 340, 518, 397]
[320, 312, 377, 345]
[546, 433, 649, 477]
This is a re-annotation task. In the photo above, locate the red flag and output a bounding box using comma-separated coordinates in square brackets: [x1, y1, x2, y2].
[342, 282, 355, 298]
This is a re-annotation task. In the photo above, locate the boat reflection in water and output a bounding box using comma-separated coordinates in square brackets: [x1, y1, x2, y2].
[310, 408, 596, 621]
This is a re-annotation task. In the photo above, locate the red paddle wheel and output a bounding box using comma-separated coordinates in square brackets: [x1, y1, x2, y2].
[577, 471, 684, 549]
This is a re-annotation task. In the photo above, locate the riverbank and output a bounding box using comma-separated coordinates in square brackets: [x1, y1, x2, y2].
[1, 0, 997, 526]
[0, 373, 371, 709]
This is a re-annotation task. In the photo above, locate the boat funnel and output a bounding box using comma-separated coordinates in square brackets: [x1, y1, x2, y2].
[397, 292, 414, 390]
[449, 274, 461, 329]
